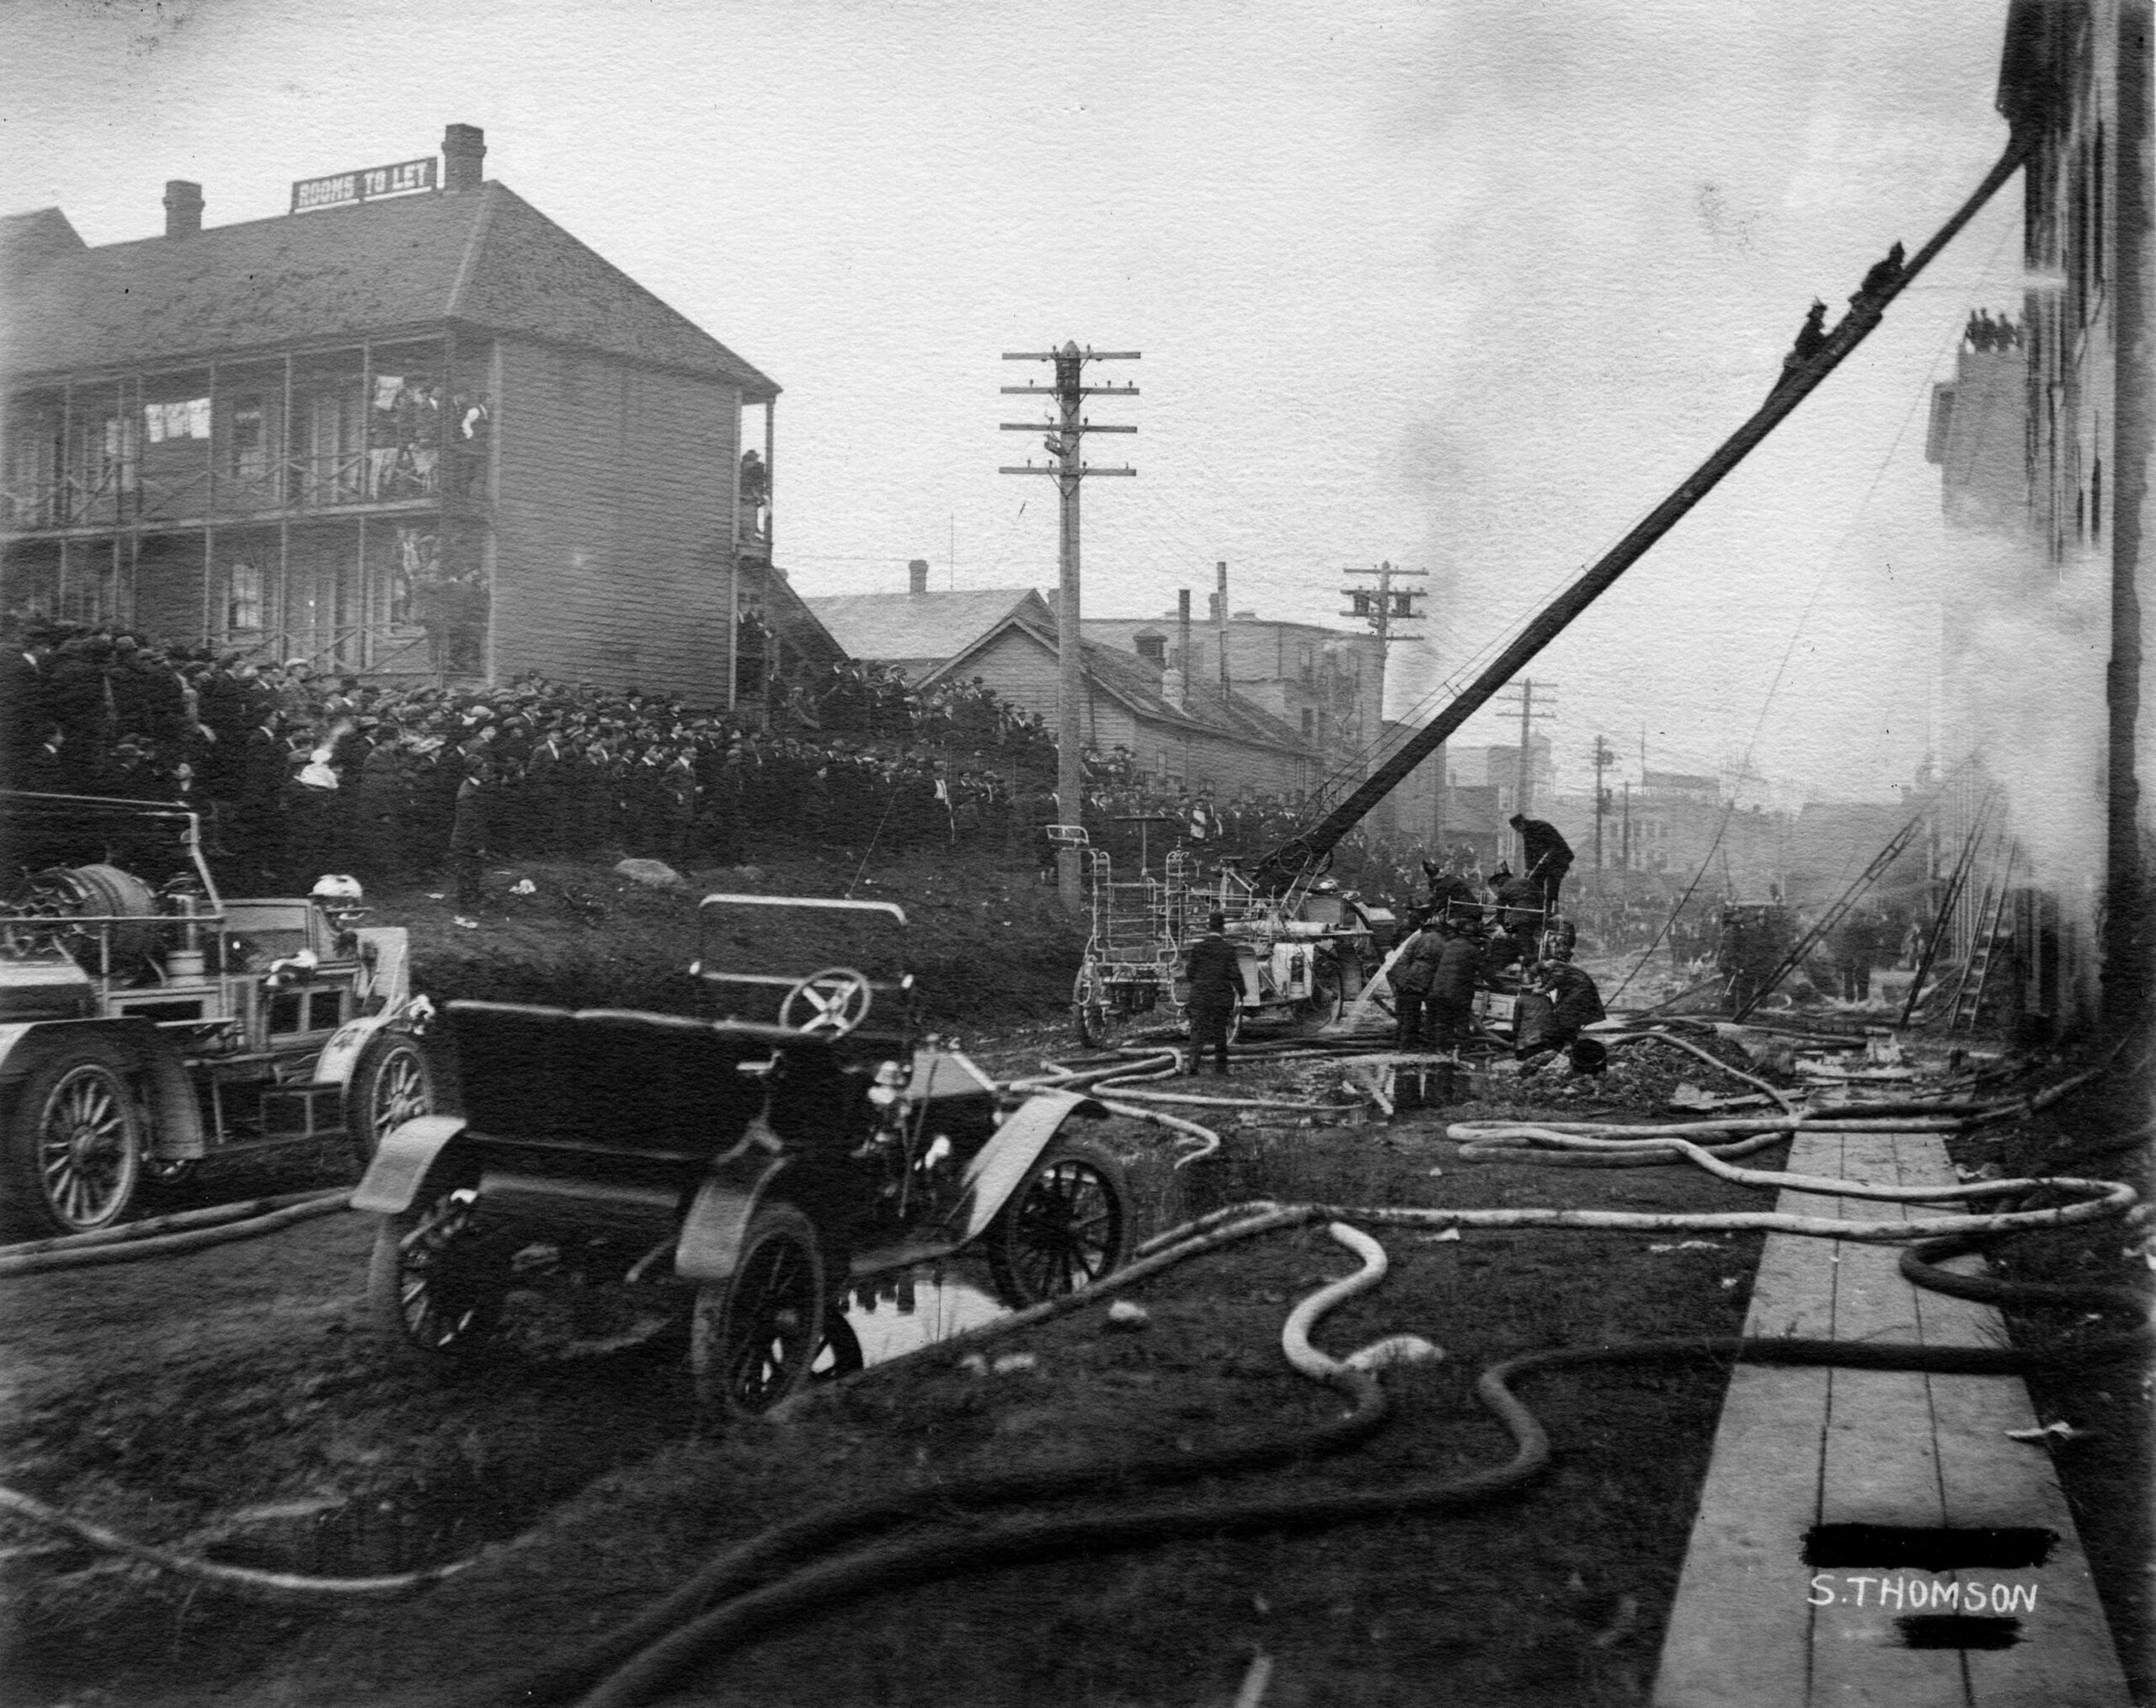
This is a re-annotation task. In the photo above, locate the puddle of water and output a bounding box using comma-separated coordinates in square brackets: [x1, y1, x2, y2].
[836, 1268, 1010, 1367]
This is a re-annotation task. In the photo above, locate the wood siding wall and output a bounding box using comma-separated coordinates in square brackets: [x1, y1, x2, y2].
[492, 338, 737, 701]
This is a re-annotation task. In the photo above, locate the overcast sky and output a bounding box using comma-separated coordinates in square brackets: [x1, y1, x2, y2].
[2, 0, 2031, 805]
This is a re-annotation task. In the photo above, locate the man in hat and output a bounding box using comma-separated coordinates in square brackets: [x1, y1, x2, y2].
[1182, 911, 1242, 1076]
[1427, 920, 1483, 1059]
[1508, 813, 1574, 915]
[1387, 913, 1445, 1050]
[448, 747, 494, 909]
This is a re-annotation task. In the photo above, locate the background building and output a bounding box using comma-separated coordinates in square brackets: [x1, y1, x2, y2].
[926, 607, 1316, 800]
[1, 124, 794, 706]
[802, 563, 1051, 681]
[1082, 605, 1385, 766]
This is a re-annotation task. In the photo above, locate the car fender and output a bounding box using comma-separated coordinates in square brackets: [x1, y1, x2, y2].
[351, 1115, 471, 1214]
[313, 1011, 399, 1090]
[674, 1152, 791, 1285]
[951, 1089, 1106, 1246]
[0, 1017, 205, 1161]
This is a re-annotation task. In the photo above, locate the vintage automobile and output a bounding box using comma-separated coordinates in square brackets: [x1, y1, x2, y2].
[354, 893, 1133, 1416]
[0, 791, 439, 1241]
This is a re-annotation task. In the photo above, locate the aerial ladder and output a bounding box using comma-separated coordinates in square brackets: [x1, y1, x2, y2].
[1897, 793, 1998, 1028]
[1946, 834, 2017, 1033]
[1247, 136, 2032, 899]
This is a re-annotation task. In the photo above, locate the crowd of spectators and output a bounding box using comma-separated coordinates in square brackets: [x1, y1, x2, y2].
[2, 619, 1457, 919]
[0, 622, 1073, 899]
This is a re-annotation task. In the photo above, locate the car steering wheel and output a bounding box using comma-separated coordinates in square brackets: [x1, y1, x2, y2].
[780, 966, 875, 1036]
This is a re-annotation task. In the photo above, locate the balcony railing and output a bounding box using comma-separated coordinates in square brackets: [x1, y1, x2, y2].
[0, 448, 483, 532]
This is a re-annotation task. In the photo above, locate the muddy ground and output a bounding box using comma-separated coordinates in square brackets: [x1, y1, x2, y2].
[0, 846, 2146, 1705]
[1, 1079, 1774, 1708]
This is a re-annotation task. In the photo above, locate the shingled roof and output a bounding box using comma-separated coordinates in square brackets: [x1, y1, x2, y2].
[2, 184, 776, 395]
[798, 588, 1053, 679]
[926, 612, 1310, 753]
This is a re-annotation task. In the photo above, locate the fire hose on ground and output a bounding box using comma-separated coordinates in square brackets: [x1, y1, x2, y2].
[0, 1188, 353, 1278]
[0, 1122, 2138, 1654]
[0, 1050, 2135, 1638]
[545, 1172, 2143, 1708]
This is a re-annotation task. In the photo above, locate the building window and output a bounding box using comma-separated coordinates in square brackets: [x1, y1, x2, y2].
[230, 402, 266, 483]
[1300, 707, 1315, 738]
[227, 561, 264, 632]
[1134, 630, 1166, 665]
[145, 398, 211, 442]
[94, 414, 137, 491]
[1298, 642, 1315, 685]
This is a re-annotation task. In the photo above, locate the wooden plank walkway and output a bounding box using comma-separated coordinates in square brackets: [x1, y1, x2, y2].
[1652, 1129, 2130, 1707]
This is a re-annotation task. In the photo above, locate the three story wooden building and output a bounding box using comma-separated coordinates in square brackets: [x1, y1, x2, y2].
[1, 124, 799, 704]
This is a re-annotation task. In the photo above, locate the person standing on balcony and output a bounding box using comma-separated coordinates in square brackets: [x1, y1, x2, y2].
[391, 382, 423, 499]
[449, 393, 490, 498]
[409, 384, 443, 493]
[739, 448, 768, 524]
[367, 377, 404, 499]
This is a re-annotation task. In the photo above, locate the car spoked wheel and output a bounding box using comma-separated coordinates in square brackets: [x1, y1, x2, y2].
[3, 1052, 143, 1240]
[691, 1205, 826, 1417]
[367, 1183, 508, 1365]
[986, 1138, 1131, 1309]
[347, 1035, 435, 1167]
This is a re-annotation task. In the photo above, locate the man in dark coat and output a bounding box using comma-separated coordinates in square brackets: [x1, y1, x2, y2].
[1421, 857, 1478, 923]
[1427, 925, 1483, 1056]
[1831, 909, 1883, 1002]
[448, 750, 493, 908]
[1183, 911, 1242, 1076]
[1389, 918, 1444, 1049]
[1508, 814, 1574, 913]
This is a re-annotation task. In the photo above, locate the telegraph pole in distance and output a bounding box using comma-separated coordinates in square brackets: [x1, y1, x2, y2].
[1342, 561, 1427, 824]
[1340, 560, 1428, 654]
[1591, 734, 1614, 878]
[1492, 676, 1557, 819]
[1001, 342, 1139, 909]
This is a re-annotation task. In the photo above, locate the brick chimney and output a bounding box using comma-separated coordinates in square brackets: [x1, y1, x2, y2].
[908, 558, 930, 595]
[443, 124, 486, 193]
[163, 180, 203, 238]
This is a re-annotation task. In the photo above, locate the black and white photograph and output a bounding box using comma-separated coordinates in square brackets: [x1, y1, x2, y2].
[0, 2, 2148, 1702]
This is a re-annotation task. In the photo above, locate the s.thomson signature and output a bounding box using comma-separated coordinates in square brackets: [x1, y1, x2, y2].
[1807, 1575, 2039, 1613]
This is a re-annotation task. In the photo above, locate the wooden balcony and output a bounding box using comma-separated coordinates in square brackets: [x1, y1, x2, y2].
[0, 448, 489, 538]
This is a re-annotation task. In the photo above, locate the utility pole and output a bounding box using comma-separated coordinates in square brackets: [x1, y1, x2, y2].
[1340, 560, 1428, 654]
[1492, 677, 1557, 818]
[1621, 780, 1632, 871]
[1000, 342, 1139, 909]
[1590, 734, 1615, 876]
[1342, 559, 1425, 740]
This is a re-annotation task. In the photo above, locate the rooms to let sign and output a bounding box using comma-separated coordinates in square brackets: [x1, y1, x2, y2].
[291, 157, 438, 214]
